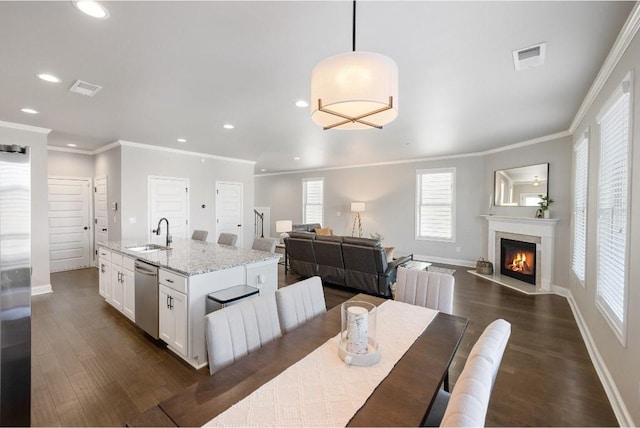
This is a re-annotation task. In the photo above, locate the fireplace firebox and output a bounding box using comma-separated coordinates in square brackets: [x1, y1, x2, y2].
[500, 238, 536, 285]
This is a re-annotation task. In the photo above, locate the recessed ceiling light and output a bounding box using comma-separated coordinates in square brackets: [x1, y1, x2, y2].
[294, 156, 301, 160]
[177, 138, 187, 143]
[223, 124, 234, 130]
[67, 143, 77, 147]
[37, 73, 61, 83]
[74, 1, 110, 19]
[20, 108, 38, 114]
[260, 168, 266, 172]
[295, 100, 309, 108]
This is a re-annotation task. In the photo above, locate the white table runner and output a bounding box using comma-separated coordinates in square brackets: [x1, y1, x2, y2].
[205, 300, 438, 427]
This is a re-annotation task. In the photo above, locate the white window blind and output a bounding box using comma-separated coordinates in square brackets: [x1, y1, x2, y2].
[572, 136, 588, 283]
[303, 178, 323, 225]
[596, 78, 631, 340]
[416, 168, 455, 241]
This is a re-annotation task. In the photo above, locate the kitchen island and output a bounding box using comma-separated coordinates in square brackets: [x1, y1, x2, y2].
[97, 238, 279, 369]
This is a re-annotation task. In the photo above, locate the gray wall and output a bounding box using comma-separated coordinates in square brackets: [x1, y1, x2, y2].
[48, 149, 95, 178]
[570, 30, 640, 425]
[256, 156, 485, 263]
[120, 145, 255, 248]
[0, 123, 50, 289]
[95, 146, 122, 242]
[483, 136, 573, 287]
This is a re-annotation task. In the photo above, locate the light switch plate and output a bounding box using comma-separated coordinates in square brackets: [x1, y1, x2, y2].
[129, 217, 136, 224]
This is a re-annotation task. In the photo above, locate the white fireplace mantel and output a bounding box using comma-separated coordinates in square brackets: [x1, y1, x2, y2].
[482, 215, 558, 291]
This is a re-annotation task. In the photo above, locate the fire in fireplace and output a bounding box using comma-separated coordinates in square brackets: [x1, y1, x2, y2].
[500, 238, 536, 285]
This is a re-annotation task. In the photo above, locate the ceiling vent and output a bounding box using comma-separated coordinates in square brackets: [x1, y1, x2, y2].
[512, 42, 546, 71]
[69, 79, 102, 96]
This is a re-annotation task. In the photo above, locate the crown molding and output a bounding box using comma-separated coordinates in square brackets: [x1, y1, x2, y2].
[117, 140, 255, 165]
[569, 2, 640, 133]
[0, 120, 51, 134]
[47, 146, 94, 155]
[255, 130, 571, 177]
[93, 140, 121, 154]
[48, 139, 256, 165]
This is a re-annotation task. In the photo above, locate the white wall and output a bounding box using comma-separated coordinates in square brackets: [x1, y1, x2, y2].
[0, 122, 51, 290]
[256, 156, 485, 263]
[47, 149, 95, 178]
[119, 145, 255, 248]
[95, 146, 122, 242]
[569, 28, 640, 425]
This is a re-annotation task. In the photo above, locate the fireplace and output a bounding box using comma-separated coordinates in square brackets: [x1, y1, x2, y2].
[500, 238, 536, 285]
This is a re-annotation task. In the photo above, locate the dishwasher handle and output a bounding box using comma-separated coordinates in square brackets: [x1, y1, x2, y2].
[135, 264, 158, 277]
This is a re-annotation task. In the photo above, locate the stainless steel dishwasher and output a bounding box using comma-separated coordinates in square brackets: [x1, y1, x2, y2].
[134, 260, 159, 339]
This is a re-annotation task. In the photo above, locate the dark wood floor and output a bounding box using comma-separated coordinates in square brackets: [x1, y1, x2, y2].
[32, 265, 617, 427]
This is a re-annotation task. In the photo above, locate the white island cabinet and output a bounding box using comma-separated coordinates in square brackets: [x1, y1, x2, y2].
[99, 238, 279, 369]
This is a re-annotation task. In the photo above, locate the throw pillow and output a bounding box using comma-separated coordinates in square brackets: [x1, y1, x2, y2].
[384, 246, 395, 261]
[315, 227, 333, 236]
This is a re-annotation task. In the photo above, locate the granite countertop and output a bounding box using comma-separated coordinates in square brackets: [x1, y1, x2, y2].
[101, 238, 279, 276]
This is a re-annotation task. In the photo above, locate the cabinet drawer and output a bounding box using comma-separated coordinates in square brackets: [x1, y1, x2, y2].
[159, 269, 187, 293]
[122, 256, 134, 272]
[98, 248, 111, 260]
[111, 252, 123, 267]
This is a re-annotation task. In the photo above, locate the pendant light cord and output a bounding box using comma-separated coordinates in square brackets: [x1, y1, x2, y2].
[352, 0, 356, 52]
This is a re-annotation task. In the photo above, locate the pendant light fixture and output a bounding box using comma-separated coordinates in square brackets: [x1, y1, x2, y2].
[311, 1, 398, 130]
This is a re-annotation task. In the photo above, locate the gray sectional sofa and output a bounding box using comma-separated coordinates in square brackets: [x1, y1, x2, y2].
[284, 232, 411, 297]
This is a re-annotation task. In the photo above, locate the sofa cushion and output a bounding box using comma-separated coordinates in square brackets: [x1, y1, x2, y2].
[288, 231, 316, 239]
[342, 236, 381, 247]
[315, 227, 333, 236]
[292, 223, 322, 232]
[316, 234, 343, 242]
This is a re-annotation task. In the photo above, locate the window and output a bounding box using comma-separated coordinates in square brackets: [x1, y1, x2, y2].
[302, 178, 323, 225]
[572, 133, 589, 283]
[596, 74, 632, 343]
[416, 168, 455, 241]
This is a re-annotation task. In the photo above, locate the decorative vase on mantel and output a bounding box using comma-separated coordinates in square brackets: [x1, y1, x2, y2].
[543, 210, 550, 219]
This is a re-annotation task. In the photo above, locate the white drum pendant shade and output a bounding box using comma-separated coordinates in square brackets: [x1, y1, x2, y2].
[311, 51, 398, 130]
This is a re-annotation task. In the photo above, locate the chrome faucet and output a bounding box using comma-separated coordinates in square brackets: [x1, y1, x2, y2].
[153, 217, 172, 247]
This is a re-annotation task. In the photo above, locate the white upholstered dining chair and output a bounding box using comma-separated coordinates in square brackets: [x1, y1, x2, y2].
[217, 232, 238, 246]
[275, 276, 326, 333]
[423, 319, 511, 427]
[394, 267, 455, 314]
[191, 229, 208, 241]
[252, 237, 278, 253]
[204, 293, 282, 375]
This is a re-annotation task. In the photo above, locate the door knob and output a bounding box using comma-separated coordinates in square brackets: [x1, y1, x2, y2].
[84, 226, 88, 230]
[237, 224, 242, 227]
[102, 228, 107, 232]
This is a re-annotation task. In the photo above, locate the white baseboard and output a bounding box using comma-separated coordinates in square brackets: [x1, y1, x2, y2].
[412, 254, 476, 268]
[31, 283, 52, 296]
[558, 286, 634, 427]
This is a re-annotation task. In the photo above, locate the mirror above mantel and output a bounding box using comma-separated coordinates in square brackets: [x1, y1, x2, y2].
[494, 163, 549, 207]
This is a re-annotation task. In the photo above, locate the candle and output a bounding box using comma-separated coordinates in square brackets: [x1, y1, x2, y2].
[346, 306, 369, 354]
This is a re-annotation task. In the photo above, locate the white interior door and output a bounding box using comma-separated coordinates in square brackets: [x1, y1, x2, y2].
[95, 176, 108, 256]
[148, 176, 189, 242]
[48, 177, 91, 272]
[216, 182, 243, 246]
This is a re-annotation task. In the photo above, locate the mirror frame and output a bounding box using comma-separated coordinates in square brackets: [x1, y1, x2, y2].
[494, 163, 549, 207]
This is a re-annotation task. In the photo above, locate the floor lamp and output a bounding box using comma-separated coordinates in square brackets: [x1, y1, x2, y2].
[351, 202, 365, 237]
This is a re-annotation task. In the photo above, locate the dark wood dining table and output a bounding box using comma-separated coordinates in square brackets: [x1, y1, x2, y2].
[132, 294, 468, 427]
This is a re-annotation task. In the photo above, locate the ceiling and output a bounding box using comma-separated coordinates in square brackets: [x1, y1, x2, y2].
[0, 1, 634, 173]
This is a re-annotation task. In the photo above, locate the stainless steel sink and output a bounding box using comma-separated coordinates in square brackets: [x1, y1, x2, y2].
[126, 244, 168, 253]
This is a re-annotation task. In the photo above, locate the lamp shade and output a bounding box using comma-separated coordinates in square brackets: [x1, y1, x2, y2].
[351, 202, 366, 212]
[275, 220, 293, 233]
[311, 51, 398, 130]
